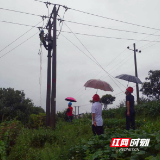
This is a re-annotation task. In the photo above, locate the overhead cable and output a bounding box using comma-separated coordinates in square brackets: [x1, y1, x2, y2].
[61, 31, 160, 42]
[1, 20, 160, 42]
[0, 7, 49, 19]
[0, 32, 38, 59]
[33, 0, 160, 31]
[0, 21, 43, 53]
[59, 19, 160, 37]
[63, 23, 125, 92]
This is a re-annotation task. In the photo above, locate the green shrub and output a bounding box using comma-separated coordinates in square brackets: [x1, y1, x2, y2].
[8, 119, 93, 160]
[28, 113, 46, 129]
[103, 118, 144, 129]
[0, 120, 22, 158]
[69, 129, 160, 160]
[103, 101, 160, 120]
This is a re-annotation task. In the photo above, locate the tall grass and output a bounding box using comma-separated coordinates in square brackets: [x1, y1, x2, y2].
[8, 118, 93, 160]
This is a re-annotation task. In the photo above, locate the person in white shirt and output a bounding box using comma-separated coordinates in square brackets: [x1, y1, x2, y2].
[91, 94, 104, 135]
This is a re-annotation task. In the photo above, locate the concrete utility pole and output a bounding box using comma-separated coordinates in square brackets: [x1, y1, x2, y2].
[51, 5, 59, 130]
[45, 5, 59, 129]
[127, 43, 141, 104]
[46, 20, 52, 127]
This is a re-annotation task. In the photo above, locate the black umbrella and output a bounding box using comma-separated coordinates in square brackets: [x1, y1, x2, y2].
[115, 74, 142, 84]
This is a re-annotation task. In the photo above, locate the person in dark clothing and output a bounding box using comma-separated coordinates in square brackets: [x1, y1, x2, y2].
[39, 30, 48, 50]
[125, 87, 135, 130]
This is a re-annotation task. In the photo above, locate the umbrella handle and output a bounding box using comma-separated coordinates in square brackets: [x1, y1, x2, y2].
[127, 81, 129, 87]
[96, 89, 98, 93]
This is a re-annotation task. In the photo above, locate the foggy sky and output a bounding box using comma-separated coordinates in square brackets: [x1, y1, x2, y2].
[0, 0, 160, 114]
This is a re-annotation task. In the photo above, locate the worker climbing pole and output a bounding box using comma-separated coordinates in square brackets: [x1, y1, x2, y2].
[38, 3, 67, 130]
[46, 5, 60, 130]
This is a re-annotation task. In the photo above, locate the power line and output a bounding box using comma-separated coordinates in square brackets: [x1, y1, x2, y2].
[139, 37, 160, 50]
[129, 30, 160, 48]
[33, 0, 64, 7]
[0, 21, 43, 53]
[2, 20, 160, 43]
[110, 55, 133, 74]
[33, 1, 160, 31]
[0, 19, 129, 95]
[0, 7, 48, 18]
[0, 20, 42, 28]
[89, 52, 132, 84]
[109, 55, 134, 75]
[141, 41, 160, 50]
[0, 32, 38, 59]
[61, 31, 160, 42]
[63, 22, 126, 93]
[61, 34, 101, 65]
[59, 19, 160, 37]
[62, 32, 124, 92]
[64, 22, 102, 67]
[68, 8, 160, 32]
[73, 49, 128, 97]
[73, 49, 127, 97]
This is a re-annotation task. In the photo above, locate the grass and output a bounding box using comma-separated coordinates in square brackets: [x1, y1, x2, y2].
[1, 101, 160, 160]
[7, 119, 93, 160]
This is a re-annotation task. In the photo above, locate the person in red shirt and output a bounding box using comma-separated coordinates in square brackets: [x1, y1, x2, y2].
[67, 102, 73, 122]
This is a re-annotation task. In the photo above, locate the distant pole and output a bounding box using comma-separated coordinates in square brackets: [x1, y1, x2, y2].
[78, 106, 79, 117]
[127, 44, 141, 104]
[133, 43, 140, 103]
[51, 5, 57, 130]
[46, 19, 52, 126]
[74, 106, 77, 117]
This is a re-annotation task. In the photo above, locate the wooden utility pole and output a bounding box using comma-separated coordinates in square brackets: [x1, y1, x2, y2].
[46, 19, 52, 127]
[127, 43, 141, 104]
[51, 6, 57, 130]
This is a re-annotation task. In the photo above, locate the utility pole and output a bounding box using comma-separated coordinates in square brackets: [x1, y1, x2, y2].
[74, 106, 77, 117]
[46, 19, 52, 127]
[51, 5, 58, 130]
[78, 106, 80, 117]
[127, 43, 141, 104]
[133, 43, 140, 104]
[45, 4, 60, 129]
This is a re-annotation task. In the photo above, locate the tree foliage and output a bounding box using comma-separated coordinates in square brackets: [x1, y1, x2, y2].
[100, 94, 116, 110]
[140, 70, 160, 100]
[0, 88, 45, 124]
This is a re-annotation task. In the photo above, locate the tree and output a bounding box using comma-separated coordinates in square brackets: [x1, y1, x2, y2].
[140, 70, 160, 100]
[0, 88, 45, 124]
[100, 94, 116, 110]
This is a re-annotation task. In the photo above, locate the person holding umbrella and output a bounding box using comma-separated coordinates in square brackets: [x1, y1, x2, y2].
[65, 97, 76, 122]
[125, 87, 135, 130]
[67, 102, 73, 122]
[91, 94, 104, 135]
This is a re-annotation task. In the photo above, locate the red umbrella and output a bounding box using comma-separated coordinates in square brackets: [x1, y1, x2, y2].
[65, 97, 77, 102]
[84, 79, 113, 92]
